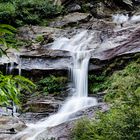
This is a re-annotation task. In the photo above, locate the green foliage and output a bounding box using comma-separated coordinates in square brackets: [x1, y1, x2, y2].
[0, 2, 16, 24]
[37, 75, 67, 95]
[72, 104, 140, 140]
[89, 74, 108, 94]
[72, 60, 140, 140]
[0, 72, 36, 106]
[35, 35, 44, 43]
[105, 60, 140, 103]
[0, 0, 63, 26]
[0, 24, 17, 56]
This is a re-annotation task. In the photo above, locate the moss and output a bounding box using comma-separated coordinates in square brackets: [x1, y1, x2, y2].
[35, 35, 44, 43]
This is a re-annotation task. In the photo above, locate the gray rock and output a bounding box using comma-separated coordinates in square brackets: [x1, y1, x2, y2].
[0, 116, 26, 131]
[18, 25, 61, 41]
[19, 49, 72, 71]
[49, 12, 91, 28]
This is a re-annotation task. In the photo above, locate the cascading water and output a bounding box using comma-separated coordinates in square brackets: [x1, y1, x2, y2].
[12, 30, 98, 140]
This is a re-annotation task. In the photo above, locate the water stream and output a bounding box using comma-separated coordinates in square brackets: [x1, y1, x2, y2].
[13, 31, 98, 140]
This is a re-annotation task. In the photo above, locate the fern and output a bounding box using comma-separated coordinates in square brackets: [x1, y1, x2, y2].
[0, 72, 36, 106]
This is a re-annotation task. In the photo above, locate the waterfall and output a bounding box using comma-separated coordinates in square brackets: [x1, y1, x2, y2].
[12, 31, 97, 140]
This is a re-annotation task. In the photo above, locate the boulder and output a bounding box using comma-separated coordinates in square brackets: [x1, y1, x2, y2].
[23, 96, 62, 113]
[49, 12, 91, 28]
[0, 116, 26, 140]
[0, 116, 26, 131]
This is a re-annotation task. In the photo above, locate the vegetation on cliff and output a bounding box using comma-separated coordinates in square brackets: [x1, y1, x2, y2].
[72, 57, 140, 140]
[0, 0, 63, 26]
[37, 75, 68, 95]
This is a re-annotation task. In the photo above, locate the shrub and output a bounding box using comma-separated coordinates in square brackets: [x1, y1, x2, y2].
[37, 75, 67, 95]
[88, 74, 108, 94]
[72, 103, 140, 140]
[104, 59, 140, 103]
[0, 0, 63, 26]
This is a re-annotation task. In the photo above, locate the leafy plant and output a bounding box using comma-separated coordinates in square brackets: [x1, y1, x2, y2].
[0, 73, 36, 106]
[0, 24, 16, 56]
[0, 23, 36, 106]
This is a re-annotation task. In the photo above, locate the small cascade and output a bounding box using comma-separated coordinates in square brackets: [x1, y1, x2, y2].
[12, 31, 98, 140]
[4, 61, 17, 116]
[16, 55, 22, 76]
[5, 61, 15, 75]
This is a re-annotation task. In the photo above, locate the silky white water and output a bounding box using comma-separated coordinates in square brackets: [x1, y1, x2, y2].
[13, 31, 97, 140]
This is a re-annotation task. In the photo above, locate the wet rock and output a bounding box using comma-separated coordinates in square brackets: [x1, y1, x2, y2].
[20, 93, 71, 123]
[134, 0, 140, 4]
[24, 97, 62, 114]
[1, 14, 140, 76]
[19, 49, 72, 72]
[49, 12, 91, 28]
[36, 103, 108, 140]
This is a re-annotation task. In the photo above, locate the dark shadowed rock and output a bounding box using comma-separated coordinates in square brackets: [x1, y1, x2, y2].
[67, 3, 81, 13]
[90, 2, 112, 19]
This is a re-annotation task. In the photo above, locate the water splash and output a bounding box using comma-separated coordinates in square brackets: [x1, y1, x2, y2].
[12, 31, 97, 140]
[113, 13, 140, 26]
[112, 14, 129, 26]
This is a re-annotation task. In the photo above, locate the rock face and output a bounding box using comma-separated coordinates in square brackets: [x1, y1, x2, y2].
[21, 96, 64, 123]
[18, 26, 61, 41]
[17, 23, 140, 74]
[1, 14, 140, 77]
